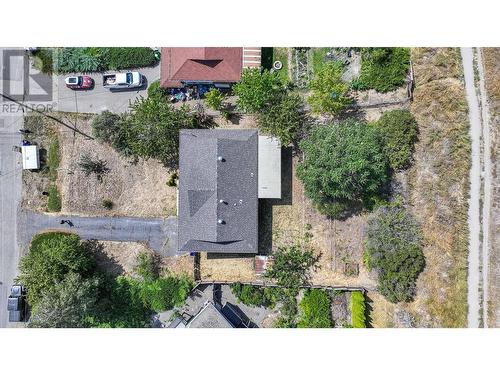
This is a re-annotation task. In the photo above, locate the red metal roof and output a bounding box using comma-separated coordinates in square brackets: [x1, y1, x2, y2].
[160, 47, 243, 88]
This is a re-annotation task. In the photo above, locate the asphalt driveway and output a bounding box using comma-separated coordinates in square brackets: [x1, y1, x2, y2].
[55, 65, 160, 114]
[18, 210, 178, 257]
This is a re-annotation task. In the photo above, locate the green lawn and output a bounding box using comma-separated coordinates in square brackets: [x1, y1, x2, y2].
[262, 47, 289, 83]
[311, 47, 331, 74]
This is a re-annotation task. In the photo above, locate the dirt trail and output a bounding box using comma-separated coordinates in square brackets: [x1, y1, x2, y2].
[460, 47, 481, 328]
[477, 48, 493, 328]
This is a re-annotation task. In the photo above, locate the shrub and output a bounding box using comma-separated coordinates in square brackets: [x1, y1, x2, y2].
[52, 47, 156, 73]
[54, 47, 106, 73]
[147, 80, 169, 99]
[31, 48, 54, 74]
[139, 275, 193, 312]
[106, 47, 156, 70]
[308, 61, 351, 114]
[352, 48, 410, 93]
[350, 291, 366, 328]
[47, 184, 61, 212]
[230, 283, 277, 308]
[365, 204, 425, 303]
[297, 289, 332, 328]
[204, 88, 225, 111]
[257, 92, 307, 146]
[134, 252, 156, 281]
[297, 121, 388, 218]
[102, 199, 114, 210]
[265, 245, 316, 290]
[167, 172, 178, 187]
[234, 68, 285, 113]
[373, 109, 418, 170]
[78, 154, 109, 182]
[91, 110, 122, 144]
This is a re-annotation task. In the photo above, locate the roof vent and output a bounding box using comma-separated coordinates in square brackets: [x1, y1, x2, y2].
[219, 199, 225, 204]
[217, 219, 225, 224]
[217, 156, 224, 162]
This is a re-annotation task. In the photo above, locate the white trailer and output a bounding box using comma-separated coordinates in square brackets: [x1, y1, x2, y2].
[21, 145, 40, 170]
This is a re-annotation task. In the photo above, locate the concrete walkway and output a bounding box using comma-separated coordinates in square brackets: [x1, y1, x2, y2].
[18, 210, 178, 257]
[55, 65, 160, 114]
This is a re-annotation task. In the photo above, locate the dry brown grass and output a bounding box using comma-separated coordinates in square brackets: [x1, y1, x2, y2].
[405, 48, 470, 327]
[55, 113, 177, 218]
[94, 241, 151, 276]
[482, 48, 500, 327]
[160, 253, 194, 278]
[199, 252, 255, 282]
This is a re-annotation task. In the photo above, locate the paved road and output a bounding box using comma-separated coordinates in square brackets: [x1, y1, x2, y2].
[461, 47, 481, 328]
[55, 66, 160, 114]
[0, 48, 24, 327]
[18, 210, 178, 257]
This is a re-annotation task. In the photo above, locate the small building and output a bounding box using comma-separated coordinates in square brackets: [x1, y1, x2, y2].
[178, 129, 259, 254]
[178, 130, 282, 254]
[168, 300, 250, 329]
[258, 136, 281, 199]
[21, 145, 40, 170]
[160, 47, 261, 89]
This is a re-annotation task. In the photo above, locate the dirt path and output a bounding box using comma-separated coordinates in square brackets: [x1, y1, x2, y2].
[461, 47, 481, 328]
[476, 48, 493, 328]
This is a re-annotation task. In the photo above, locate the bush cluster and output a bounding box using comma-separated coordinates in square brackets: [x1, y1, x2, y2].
[297, 289, 332, 328]
[352, 48, 410, 93]
[308, 61, 351, 114]
[365, 204, 425, 303]
[39, 47, 157, 74]
[373, 109, 418, 170]
[18, 233, 193, 328]
[230, 283, 278, 308]
[350, 291, 366, 328]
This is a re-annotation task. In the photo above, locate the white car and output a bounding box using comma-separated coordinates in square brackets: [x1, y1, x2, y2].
[102, 72, 144, 90]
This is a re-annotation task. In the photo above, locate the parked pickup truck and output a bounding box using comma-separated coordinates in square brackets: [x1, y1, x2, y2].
[7, 285, 26, 322]
[102, 72, 144, 90]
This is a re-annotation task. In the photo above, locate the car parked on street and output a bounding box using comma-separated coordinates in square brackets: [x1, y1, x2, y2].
[7, 285, 26, 323]
[65, 75, 94, 90]
[103, 72, 144, 90]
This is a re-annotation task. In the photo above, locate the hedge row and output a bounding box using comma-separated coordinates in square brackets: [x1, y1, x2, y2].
[350, 291, 366, 328]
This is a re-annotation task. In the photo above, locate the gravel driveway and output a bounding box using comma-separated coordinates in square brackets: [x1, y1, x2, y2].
[18, 209, 178, 257]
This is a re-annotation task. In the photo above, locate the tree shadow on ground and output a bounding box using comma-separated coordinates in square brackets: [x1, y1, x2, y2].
[258, 147, 293, 255]
[85, 239, 124, 276]
[364, 293, 374, 328]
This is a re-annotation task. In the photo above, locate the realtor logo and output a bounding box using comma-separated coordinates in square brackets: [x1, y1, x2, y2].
[2, 49, 53, 102]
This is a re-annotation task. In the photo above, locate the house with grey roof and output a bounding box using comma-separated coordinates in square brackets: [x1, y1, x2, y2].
[178, 129, 281, 254]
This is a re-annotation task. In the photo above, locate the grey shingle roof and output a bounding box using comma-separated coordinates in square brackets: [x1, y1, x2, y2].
[178, 129, 258, 253]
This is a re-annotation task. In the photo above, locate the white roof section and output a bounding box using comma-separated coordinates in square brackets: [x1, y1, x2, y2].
[258, 136, 281, 199]
[21, 145, 40, 170]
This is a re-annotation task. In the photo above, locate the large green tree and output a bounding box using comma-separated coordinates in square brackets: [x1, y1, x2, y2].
[91, 96, 200, 170]
[257, 92, 307, 146]
[373, 109, 418, 170]
[308, 62, 351, 114]
[233, 68, 285, 113]
[297, 121, 388, 218]
[17, 233, 96, 307]
[265, 245, 316, 290]
[28, 272, 100, 328]
[365, 204, 425, 303]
